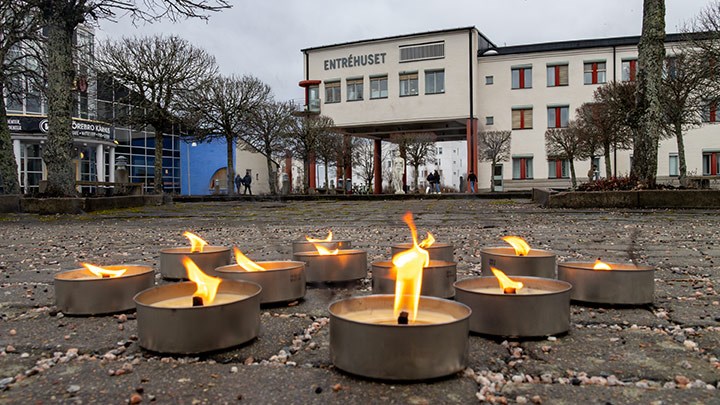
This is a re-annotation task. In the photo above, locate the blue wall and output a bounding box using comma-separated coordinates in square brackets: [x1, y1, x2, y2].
[180, 138, 235, 195]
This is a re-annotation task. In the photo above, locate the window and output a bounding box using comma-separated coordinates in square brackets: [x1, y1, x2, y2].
[399, 72, 418, 96]
[370, 76, 388, 99]
[512, 107, 533, 130]
[547, 106, 569, 128]
[347, 78, 363, 101]
[669, 154, 679, 177]
[512, 157, 533, 179]
[485, 75, 494, 85]
[703, 102, 718, 123]
[308, 85, 320, 112]
[547, 158, 570, 179]
[438, 147, 443, 155]
[584, 62, 606, 84]
[546, 64, 569, 87]
[622, 59, 637, 82]
[399, 42, 445, 62]
[486, 116, 494, 126]
[425, 70, 445, 94]
[703, 152, 719, 175]
[511, 66, 532, 89]
[664, 57, 678, 79]
[325, 81, 340, 103]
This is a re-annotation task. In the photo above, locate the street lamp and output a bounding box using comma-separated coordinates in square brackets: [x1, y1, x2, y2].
[187, 141, 197, 195]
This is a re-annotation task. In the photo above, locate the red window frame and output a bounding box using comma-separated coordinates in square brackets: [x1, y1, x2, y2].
[627, 60, 637, 82]
[512, 67, 531, 89]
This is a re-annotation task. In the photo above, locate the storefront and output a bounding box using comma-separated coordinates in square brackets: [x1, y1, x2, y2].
[8, 114, 117, 194]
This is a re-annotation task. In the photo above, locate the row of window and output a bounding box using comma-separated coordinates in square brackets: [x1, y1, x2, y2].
[492, 59, 638, 90]
[508, 151, 720, 180]
[324, 70, 445, 103]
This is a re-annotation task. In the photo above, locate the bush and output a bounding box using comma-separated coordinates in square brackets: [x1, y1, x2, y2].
[577, 176, 677, 191]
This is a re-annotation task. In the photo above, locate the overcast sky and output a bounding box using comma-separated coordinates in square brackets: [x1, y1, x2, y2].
[96, 0, 714, 102]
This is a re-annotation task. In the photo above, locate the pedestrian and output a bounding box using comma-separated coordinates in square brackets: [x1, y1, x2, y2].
[242, 171, 252, 195]
[234, 174, 242, 194]
[426, 171, 435, 194]
[433, 170, 441, 194]
[467, 171, 477, 193]
[588, 164, 597, 182]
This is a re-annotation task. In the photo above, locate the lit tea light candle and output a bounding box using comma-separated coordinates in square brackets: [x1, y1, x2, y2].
[54, 263, 154, 315]
[481, 235, 557, 278]
[329, 212, 471, 380]
[292, 230, 352, 253]
[159, 231, 231, 279]
[292, 237, 366, 283]
[454, 267, 572, 338]
[390, 219, 454, 262]
[134, 257, 261, 354]
[558, 259, 655, 305]
[214, 247, 306, 305]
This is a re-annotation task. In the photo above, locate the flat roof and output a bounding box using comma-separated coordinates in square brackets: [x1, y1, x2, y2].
[482, 33, 690, 57]
[301, 26, 496, 53]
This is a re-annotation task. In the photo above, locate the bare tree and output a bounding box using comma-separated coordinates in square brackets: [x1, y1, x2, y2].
[634, 0, 666, 187]
[658, 52, 706, 186]
[315, 131, 342, 191]
[285, 114, 335, 194]
[478, 130, 511, 192]
[184, 74, 270, 195]
[35, 0, 230, 196]
[353, 138, 375, 190]
[0, 1, 42, 194]
[391, 133, 437, 192]
[96, 35, 218, 193]
[545, 127, 583, 189]
[243, 99, 297, 194]
[686, 1, 720, 102]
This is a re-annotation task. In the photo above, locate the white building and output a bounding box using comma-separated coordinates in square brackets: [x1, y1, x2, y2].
[299, 27, 720, 191]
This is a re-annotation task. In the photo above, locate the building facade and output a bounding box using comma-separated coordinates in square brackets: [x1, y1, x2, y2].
[300, 27, 720, 191]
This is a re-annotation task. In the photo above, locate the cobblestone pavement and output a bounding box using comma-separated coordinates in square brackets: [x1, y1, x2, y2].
[1, 198, 719, 404]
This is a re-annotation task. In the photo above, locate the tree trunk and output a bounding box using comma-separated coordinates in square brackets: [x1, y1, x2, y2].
[265, 146, 277, 195]
[43, 20, 77, 196]
[603, 142, 612, 178]
[570, 160, 577, 190]
[490, 159, 496, 192]
[674, 121, 688, 187]
[413, 163, 420, 192]
[0, 84, 20, 194]
[302, 156, 309, 194]
[324, 160, 329, 192]
[153, 130, 163, 194]
[634, 0, 666, 188]
[226, 135, 235, 196]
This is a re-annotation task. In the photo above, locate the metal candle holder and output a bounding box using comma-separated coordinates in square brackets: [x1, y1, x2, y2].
[54, 265, 154, 315]
[557, 262, 654, 305]
[134, 280, 261, 354]
[329, 294, 471, 380]
[292, 249, 367, 283]
[391, 242, 454, 262]
[214, 261, 306, 304]
[159, 246, 231, 279]
[454, 276, 572, 338]
[292, 240, 352, 254]
[481, 247, 557, 278]
[371, 260, 456, 298]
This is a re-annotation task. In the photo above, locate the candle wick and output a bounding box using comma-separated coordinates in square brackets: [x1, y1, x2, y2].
[192, 296, 204, 307]
[397, 311, 409, 325]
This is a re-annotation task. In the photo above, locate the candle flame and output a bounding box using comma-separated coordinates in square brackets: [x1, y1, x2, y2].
[183, 231, 208, 253]
[502, 236, 531, 256]
[81, 263, 127, 278]
[306, 230, 333, 243]
[314, 245, 339, 255]
[490, 267, 524, 293]
[418, 232, 435, 249]
[183, 257, 221, 304]
[393, 212, 430, 323]
[233, 247, 266, 272]
[593, 259, 612, 271]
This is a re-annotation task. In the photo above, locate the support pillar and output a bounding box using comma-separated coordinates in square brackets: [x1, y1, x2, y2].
[308, 152, 316, 192]
[109, 147, 116, 182]
[96, 144, 104, 183]
[466, 118, 478, 192]
[373, 139, 382, 194]
[285, 151, 293, 194]
[400, 145, 407, 192]
[343, 135, 352, 194]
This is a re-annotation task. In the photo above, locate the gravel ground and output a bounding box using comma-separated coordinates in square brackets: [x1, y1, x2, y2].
[0, 198, 719, 404]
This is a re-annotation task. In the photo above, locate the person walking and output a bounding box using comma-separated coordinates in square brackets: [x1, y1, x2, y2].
[242, 171, 252, 195]
[467, 171, 477, 193]
[432, 170, 441, 194]
[234, 174, 242, 194]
